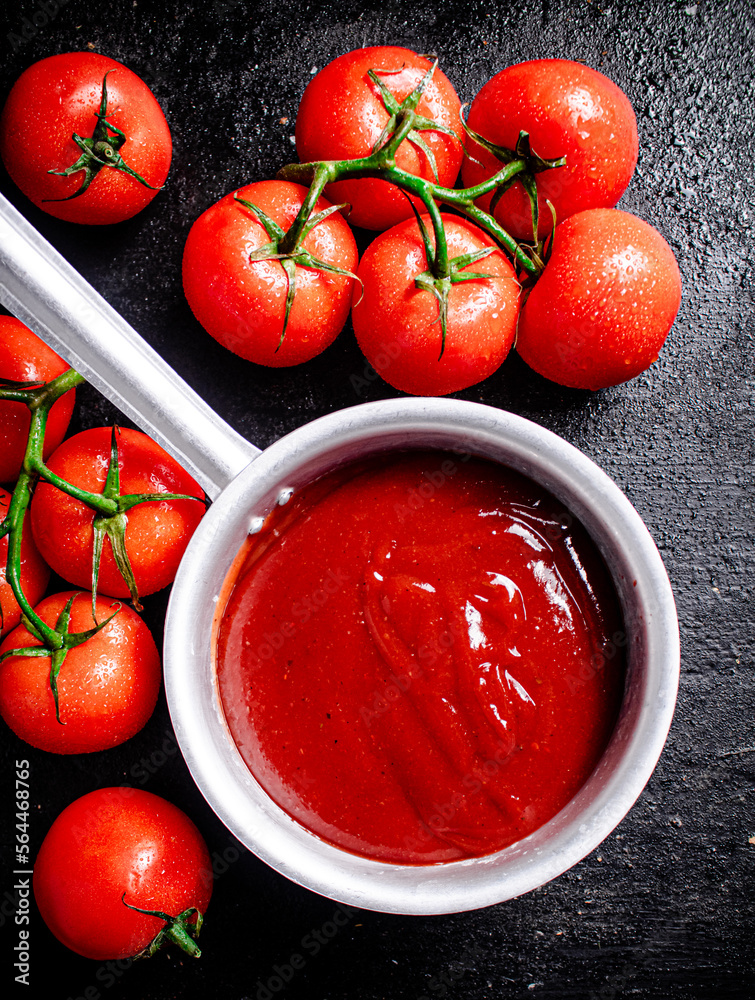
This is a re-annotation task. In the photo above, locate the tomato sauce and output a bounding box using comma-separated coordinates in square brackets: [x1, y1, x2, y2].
[216, 451, 624, 864]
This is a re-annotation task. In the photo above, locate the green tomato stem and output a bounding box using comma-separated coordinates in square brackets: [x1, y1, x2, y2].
[277, 163, 332, 255]
[2, 471, 63, 649]
[0, 368, 204, 706]
[278, 155, 539, 277]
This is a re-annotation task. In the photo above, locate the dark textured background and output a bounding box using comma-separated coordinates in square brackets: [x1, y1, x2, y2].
[0, 1, 753, 998]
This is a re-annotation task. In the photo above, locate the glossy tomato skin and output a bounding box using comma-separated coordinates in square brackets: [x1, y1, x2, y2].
[0, 591, 160, 753]
[0, 52, 171, 225]
[0, 486, 50, 638]
[183, 180, 358, 367]
[34, 787, 212, 960]
[516, 208, 682, 390]
[351, 215, 520, 396]
[0, 316, 76, 484]
[462, 60, 638, 241]
[295, 46, 463, 231]
[30, 426, 205, 598]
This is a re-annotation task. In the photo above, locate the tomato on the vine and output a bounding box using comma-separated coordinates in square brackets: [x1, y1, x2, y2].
[0, 591, 160, 753]
[462, 59, 638, 241]
[0, 486, 49, 638]
[0, 52, 171, 225]
[34, 787, 213, 960]
[516, 208, 682, 389]
[295, 46, 464, 231]
[183, 180, 358, 367]
[0, 316, 76, 485]
[351, 215, 520, 396]
[30, 426, 205, 599]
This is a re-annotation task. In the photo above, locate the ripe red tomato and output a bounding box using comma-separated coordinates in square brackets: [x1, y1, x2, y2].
[0, 591, 160, 753]
[462, 60, 638, 241]
[0, 52, 171, 225]
[183, 180, 358, 367]
[0, 486, 50, 637]
[29, 426, 205, 599]
[516, 208, 682, 390]
[351, 215, 520, 396]
[0, 316, 76, 484]
[34, 787, 213, 960]
[295, 46, 463, 231]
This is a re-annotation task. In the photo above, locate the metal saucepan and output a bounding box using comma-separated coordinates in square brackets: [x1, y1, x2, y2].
[0, 193, 679, 915]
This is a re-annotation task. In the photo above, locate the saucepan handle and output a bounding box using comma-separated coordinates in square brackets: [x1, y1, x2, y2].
[0, 193, 260, 498]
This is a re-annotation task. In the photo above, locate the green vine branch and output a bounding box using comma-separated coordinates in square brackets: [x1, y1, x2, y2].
[276, 62, 565, 276]
[263, 59, 567, 352]
[0, 369, 202, 717]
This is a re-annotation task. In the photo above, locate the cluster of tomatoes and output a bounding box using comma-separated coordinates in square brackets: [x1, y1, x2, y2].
[1, 47, 681, 398]
[0, 42, 683, 964]
[0, 318, 211, 961]
[182, 47, 682, 394]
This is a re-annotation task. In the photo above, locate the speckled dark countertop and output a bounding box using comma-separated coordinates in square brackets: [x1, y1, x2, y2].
[0, 2, 753, 998]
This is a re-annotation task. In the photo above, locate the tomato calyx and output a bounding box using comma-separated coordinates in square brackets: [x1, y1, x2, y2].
[461, 118, 566, 246]
[235, 193, 359, 350]
[0, 591, 120, 722]
[85, 425, 208, 612]
[410, 209, 501, 359]
[43, 72, 163, 204]
[367, 59, 461, 180]
[121, 894, 205, 959]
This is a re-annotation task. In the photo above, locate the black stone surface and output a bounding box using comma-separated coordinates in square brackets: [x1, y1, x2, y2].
[0, 1, 753, 998]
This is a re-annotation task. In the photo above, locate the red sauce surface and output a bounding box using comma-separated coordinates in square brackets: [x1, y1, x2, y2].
[217, 451, 624, 864]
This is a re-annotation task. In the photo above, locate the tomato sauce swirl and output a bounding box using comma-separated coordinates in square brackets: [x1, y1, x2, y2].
[216, 451, 624, 864]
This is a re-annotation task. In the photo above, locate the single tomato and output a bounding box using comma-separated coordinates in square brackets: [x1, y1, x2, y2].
[351, 215, 521, 396]
[0, 316, 76, 484]
[30, 426, 205, 599]
[183, 180, 358, 367]
[516, 208, 682, 389]
[0, 52, 171, 225]
[462, 59, 638, 241]
[34, 787, 213, 960]
[0, 591, 160, 753]
[0, 486, 50, 637]
[295, 46, 463, 231]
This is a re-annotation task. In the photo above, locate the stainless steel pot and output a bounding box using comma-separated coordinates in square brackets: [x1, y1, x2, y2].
[0, 194, 679, 914]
